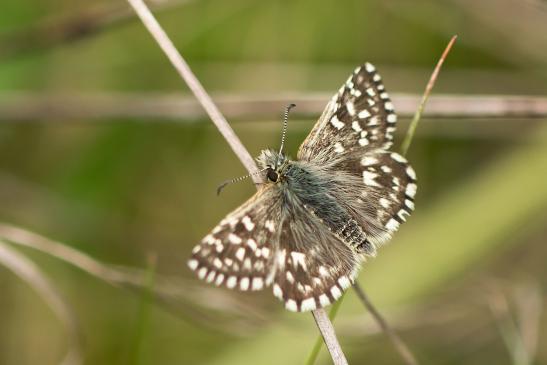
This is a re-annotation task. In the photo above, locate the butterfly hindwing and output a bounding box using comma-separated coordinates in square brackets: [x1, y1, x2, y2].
[272, 206, 361, 312]
[188, 187, 281, 291]
[298, 63, 397, 162]
[334, 150, 417, 248]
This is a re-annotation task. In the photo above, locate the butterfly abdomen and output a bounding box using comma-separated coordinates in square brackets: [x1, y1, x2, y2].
[282, 162, 372, 254]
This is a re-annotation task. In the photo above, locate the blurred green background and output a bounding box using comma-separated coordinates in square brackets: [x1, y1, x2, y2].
[1, 0, 547, 364]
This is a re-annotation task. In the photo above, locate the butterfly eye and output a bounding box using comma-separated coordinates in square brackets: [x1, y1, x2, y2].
[266, 168, 279, 182]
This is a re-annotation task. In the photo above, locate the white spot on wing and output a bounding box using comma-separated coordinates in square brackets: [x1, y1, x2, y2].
[265, 220, 275, 232]
[346, 101, 356, 116]
[379, 198, 391, 208]
[277, 249, 286, 267]
[285, 299, 298, 312]
[352, 121, 362, 132]
[198, 267, 207, 280]
[319, 266, 329, 277]
[406, 166, 417, 180]
[391, 153, 407, 163]
[241, 216, 255, 231]
[290, 252, 307, 270]
[330, 115, 345, 130]
[406, 183, 417, 198]
[273, 283, 283, 299]
[286, 271, 295, 283]
[334, 142, 345, 153]
[386, 218, 400, 231]
[226, 276, 237, 289]
[206, 270, 216, 283]
[358, 109, 371, 119]
[387, 114, 397, 123]
[228, 233, 242, 244]
[252, 277, 264, 290]
[240, 277, 250, 290]
[301, 298, 316, 311]
[330, 285, 342, 299]
[363, 171, 381, 187]
[361, 156, 378, 166]
[246, 238, 257, 251]
[215, 273, 224, 286]
[187, 259, 198, 271]
[367, 116, 379, 126]
[405, 199, 415, 210]
[319, 294, 330, 307]
[365, 63, 376, 73]
[338, 276, 351, 289]
[235, 247, 245, 261]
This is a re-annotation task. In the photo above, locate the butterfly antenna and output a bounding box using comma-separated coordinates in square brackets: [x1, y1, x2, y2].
[277, 103, 296, 165]
[216, 168, 267, 195]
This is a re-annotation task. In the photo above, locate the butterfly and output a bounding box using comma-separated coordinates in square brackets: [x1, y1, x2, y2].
[188, 63, 417, 312]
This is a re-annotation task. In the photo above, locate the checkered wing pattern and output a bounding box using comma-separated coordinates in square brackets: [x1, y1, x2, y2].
[270, 206, 361, 312]
[188, 187, 281, 292]
[335, 150, 417, 248]
[298, 63, 397, 162]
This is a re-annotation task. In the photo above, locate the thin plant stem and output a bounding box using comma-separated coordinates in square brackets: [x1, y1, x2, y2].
[353, 282, 418, 365]
[129, 254, 157, 365]
[125, 0, 347, 362]
[0, 239, 82, 365]
[401, 35, 458, 155]
[126, 0, 261, 181]
[306, 293, 346, 365]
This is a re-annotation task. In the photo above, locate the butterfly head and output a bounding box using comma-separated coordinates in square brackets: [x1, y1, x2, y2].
[257, 149, 289, 183]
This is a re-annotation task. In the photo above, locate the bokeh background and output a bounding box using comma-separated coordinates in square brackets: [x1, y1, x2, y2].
[1, 0, 547, 364]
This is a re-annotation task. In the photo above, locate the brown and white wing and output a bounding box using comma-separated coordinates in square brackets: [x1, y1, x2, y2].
[335, 150, 417, 248]
[298, 63, 397, 162]
[188, 186, 282, 291]
[271, 206, 361, 312]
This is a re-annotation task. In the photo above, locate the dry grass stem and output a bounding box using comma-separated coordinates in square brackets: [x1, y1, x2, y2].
[126, 0, 260, 180]
[401, 35, 457, 155]
[0, 239, 82, 365]
[353, 282, 418, 365]
[2, 93, 547, 122]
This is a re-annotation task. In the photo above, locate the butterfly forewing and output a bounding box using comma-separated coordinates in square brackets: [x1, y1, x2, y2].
[298, 63, 397, 162]
[188, 187, 281, 291]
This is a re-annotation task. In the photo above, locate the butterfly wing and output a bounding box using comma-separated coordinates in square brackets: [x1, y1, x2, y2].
[334, 150, 417, 249]
[298, 63, 397, 162]
[272, 203, 361, 312]
[188, 181, 362, 312]
[188, 185, 282, 291]
[297, 62, 416, 249]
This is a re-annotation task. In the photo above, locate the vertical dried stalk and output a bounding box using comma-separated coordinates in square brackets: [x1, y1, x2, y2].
[126, 0, 260, 181]
[401, 35, 458, 155]
[125, 0, 347, 363]
[353, 283, 417, 365]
